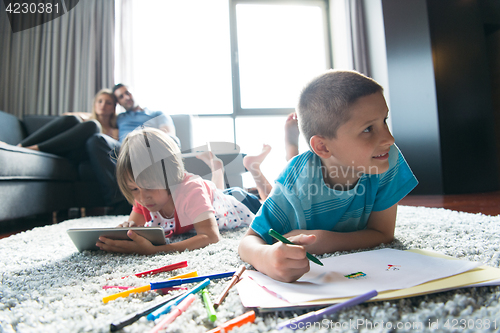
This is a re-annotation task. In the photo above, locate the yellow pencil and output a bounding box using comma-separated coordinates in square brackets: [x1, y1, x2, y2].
[102, 271, 198, 303]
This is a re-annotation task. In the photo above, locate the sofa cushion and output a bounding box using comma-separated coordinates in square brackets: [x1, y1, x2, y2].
[0, 145, 78, 181]
[23, 115, 59, 135]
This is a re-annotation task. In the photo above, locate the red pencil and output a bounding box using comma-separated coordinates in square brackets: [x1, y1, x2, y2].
[122, 261, 188, 279]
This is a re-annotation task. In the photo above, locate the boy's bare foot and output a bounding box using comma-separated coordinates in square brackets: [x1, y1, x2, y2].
[196, 151, 224, 172]
[196, 151, 226, 189]
[243, 144, 272, 173]
[285, 113, 300, 147]
[285, 113, 300, 161]
[243, 144, 273, 200]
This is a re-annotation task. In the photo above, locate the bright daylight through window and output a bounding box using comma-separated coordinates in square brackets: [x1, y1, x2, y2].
[234, 2, 329, 111]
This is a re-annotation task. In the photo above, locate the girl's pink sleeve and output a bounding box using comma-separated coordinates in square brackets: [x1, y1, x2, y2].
[175, 181, 214, 227]
[132, 201, 151, 221]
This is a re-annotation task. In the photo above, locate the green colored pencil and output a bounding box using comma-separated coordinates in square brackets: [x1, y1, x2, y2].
[201, 288, 217, 322]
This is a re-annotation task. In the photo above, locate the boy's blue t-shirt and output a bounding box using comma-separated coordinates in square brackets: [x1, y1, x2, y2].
[250, 144, 418, 244]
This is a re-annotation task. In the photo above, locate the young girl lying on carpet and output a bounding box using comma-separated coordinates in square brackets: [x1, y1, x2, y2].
[96, 127, 261, 254]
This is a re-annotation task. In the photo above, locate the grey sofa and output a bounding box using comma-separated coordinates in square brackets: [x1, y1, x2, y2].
[0, 110, 246, 223]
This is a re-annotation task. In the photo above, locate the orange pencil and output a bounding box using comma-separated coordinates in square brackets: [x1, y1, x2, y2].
[206, 311, 255, 333]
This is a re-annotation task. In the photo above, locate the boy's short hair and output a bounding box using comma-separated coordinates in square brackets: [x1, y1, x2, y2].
[297, 70, 383, 144]
[116, 127, 185, 205]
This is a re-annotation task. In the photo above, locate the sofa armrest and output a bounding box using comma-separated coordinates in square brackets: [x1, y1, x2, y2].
[0, 110, 26, 145]
[170, 114, 194, 152]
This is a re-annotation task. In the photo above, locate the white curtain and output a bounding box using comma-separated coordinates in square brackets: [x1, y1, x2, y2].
[329, 0, 369, 75]
[114, 0, 134, 86]
[0, 0, 115, 117]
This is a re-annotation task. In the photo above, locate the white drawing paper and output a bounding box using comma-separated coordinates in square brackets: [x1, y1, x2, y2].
[245, 248, 480, 303]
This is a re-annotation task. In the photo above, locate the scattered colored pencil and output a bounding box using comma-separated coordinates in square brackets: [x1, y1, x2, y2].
[206, 311, 256, 333]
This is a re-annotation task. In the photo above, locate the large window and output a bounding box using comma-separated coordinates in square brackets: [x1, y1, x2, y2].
[230, 0, 331, 114]
[115, 0, 331, 183]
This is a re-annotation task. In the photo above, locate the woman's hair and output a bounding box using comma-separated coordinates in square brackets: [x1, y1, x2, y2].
[297, 70, 383, 145]
[116, 127, 185, 205]
[91, 89, 117, 128]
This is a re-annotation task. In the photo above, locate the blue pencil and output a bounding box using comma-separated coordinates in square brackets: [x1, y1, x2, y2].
[149, 271, 235, 290]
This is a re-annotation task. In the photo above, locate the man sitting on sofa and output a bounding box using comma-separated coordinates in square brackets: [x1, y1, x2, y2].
[86, 84, 179, 215]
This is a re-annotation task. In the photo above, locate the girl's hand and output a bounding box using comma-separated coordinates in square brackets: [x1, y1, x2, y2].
[96, 230, 158, 255]
[117, 220, 137, 228]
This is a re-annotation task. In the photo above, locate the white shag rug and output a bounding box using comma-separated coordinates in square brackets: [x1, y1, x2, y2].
[1, 205, 500, 333]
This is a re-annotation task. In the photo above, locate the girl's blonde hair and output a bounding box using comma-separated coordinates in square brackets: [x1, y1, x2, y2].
[91, 89, 117, 128]
[116, 127, 185, 205]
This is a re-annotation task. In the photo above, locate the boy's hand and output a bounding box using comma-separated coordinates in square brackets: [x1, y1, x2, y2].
[96, 230, 157, 255]
[117, 220, 137, 228]
[238, 229, 317, 283]
[265, 234, 317, 283]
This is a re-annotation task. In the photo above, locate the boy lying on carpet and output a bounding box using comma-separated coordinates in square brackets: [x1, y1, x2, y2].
[96, 127, 261, 254]
[238, 70, 418, 282]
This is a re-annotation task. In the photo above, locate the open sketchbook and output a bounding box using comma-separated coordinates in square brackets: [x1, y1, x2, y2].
[237, 249, 500, 312]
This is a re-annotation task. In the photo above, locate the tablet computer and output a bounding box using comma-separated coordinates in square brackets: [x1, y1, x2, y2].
[67, 227, 166, 252]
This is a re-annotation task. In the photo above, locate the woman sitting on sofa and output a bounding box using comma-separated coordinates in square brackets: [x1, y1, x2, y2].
[1, 89, 118, 164]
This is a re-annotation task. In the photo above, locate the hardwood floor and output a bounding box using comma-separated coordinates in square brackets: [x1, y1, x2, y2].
[0, 214, 55, 240]
[1, 191, 499, 240]
[399, 191, 500, 216]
